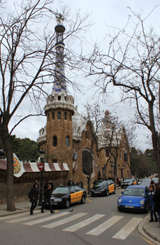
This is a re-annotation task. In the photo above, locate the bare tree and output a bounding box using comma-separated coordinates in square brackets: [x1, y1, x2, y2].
[82, 103, 102, 194]
[101, 113, 129, 184]
[0, 0, 89, 210]
[86, 8, 160, 181]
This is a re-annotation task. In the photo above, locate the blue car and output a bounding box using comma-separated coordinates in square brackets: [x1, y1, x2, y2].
[117, 185, 149, 213]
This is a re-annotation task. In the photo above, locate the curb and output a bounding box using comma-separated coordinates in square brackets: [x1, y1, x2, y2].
[0, 206, 41, 218]
[138, 215, 160, 245]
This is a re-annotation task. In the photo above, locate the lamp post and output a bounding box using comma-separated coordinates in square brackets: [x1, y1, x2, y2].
[38, 148, 45, 206]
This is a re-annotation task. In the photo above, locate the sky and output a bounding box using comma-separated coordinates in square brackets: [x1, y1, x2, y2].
[1, 0, 160, 152]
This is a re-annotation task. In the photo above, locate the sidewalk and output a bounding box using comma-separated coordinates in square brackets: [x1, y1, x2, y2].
[0, 201, 40, 217]
[0, 201, 160, 244]
[138, 214, 160, 245]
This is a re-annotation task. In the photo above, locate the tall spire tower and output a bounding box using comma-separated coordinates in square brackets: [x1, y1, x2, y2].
[53, 23, 66, 92]
[43, 19, 74, 168]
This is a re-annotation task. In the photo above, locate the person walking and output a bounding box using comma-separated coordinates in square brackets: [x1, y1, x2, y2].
[147, 185, 157, 222]
[153, 186, 160, 228]
[67, 178, 73, 185]
[28, 183, 38, 215]
[41, 184, 54, 214]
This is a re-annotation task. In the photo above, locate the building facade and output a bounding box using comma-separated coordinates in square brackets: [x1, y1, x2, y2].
[37, 23, 130, 190]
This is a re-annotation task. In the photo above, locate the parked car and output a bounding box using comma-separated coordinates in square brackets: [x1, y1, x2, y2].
[152, 178, 159, 184]
[140, 178, 151, 188]
[121, 178, 137, 189]
[117, 185, 149, 213]
[50, 185, 86, 208]
[91, 180, 115, 197]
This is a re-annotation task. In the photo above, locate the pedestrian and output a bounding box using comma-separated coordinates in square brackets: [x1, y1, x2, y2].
[41, 184, 54, 214]
[34, 179, 39, 192]
[28, 183, 38, 215]
[147, 185, 157, 222]
[48, 180, 53, 191]
[44, 180, 48, 191]
[67, 178, 74, 185]
[73, 180, 77, 185]
[79, 180, 83, 188]
[153, 186, 160, 228]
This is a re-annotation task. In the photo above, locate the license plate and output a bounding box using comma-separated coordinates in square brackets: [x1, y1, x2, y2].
[125, 205, 134, 208]
[53, 202, 57, 205]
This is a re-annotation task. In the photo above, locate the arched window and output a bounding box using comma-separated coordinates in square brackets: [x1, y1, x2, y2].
[58, 111, 61, 119]
[69, 113, 72, 121]
[64, 112, 67, 120]
[66, 136, 69, 147]
[58, 95, 61, 101]
[52, 112, 55, 120]
[82, 150, 93, 175]
[53, 136, 57, 147]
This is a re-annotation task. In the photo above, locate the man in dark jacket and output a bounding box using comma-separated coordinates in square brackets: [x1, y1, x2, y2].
[147, 185, 157, 222]
[153, 186, 160, 227]
[41, 184, 54, 214]
[28, 183, 38, 215]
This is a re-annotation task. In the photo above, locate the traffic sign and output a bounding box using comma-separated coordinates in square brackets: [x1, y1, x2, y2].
[38, 162, 44, 171]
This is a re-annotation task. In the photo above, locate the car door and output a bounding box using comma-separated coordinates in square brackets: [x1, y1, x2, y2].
[74, 186, 83, 202]
[107, 181, 111, 194]
[70, 186, 77, 204]
[110, 180, 115, 193]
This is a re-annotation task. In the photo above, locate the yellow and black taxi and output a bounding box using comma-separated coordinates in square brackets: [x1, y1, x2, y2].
[91, 180, 115, 197]
[121, 178, 137, 189]
[50, 185, 87, 208]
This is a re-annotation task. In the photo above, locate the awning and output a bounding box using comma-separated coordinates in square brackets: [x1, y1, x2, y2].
[0, 157, 70, 178]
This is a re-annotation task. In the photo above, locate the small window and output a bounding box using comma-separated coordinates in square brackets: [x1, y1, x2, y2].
[58, 95, 61, 101]
[69, 113, 72, 121]
[58, 111, 61, 119]
[105, 149, 109, 157]
[53, 136, 57, 147]
[66, 136, 69, 147]
[52, 112, 55, 120]
[64, 112, 67, 120]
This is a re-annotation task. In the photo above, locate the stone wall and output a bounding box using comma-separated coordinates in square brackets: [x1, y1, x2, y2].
[0, 170, 68, 204]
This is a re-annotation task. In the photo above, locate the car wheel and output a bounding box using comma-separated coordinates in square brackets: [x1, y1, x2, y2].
[113, 189, 116, 194]
[65, 199, 70, 208]
[81, 195, 86, 204]
[105, 189, 109, 196]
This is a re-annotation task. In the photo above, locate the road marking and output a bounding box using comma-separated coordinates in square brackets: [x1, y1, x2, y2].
[24, 212, 69, 225]
[6, 212, 46, 223]
[63, 214, 105, 232]
[112, 217, 142, 240]
[86, 215, 123, 236]
[0, 212, 29, 221]
[42, 212, 87, 229]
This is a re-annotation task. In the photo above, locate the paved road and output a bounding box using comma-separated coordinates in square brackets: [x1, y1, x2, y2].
[0, 189, 151, 245]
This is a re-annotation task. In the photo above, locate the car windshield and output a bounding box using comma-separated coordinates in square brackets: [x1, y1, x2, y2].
[123, 188, 145, 196]
[123, 179, 133, 182]
[95, 181, 106, 187]
[142, 179, 151, 182]
[52, 187, 69, 194]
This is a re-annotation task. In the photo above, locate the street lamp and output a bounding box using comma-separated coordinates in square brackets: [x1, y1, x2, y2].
[38, 148, 45, 206]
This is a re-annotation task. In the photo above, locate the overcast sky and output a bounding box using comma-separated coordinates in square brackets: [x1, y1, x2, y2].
[2, 0, 160, 152]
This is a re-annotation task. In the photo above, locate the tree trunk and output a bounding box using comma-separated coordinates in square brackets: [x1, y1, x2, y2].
[152, 132, 160, 183]
[2, 127, 15, 211]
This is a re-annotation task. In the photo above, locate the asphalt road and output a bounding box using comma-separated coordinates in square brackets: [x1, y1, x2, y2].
[0, 189, 150, 245]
